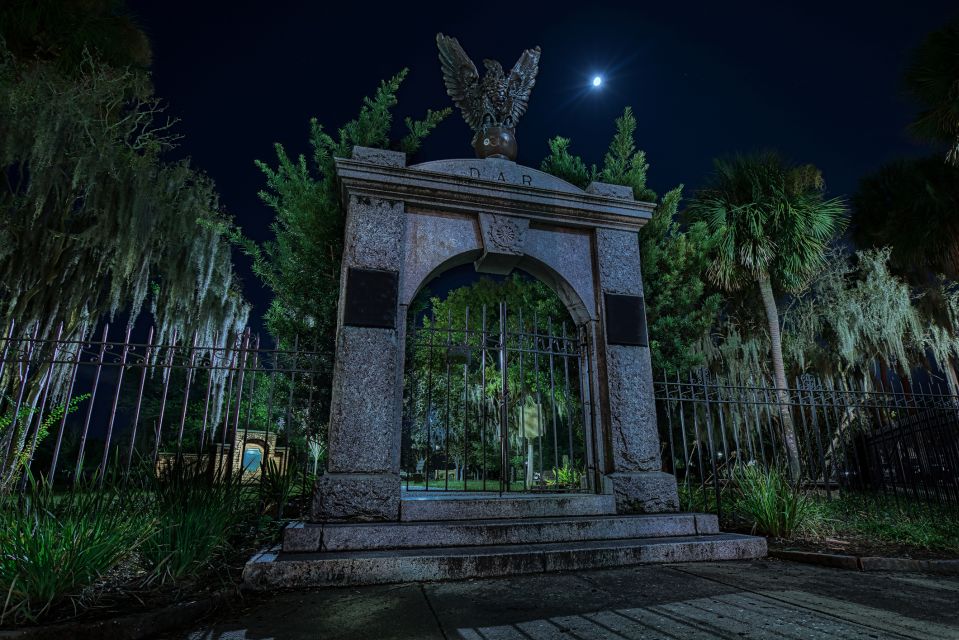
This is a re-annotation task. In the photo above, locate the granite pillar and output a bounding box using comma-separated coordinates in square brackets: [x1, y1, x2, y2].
[311, 147, 407, 522]
[594, 222, 680, 514]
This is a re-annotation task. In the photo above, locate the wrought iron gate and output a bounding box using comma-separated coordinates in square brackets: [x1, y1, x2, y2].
[401, 302, 593, 492]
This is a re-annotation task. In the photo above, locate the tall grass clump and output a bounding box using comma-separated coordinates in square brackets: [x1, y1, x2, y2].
[731, 464, 818, 538]
[139, 464, 250, 585]
[0, 478, 153, 625]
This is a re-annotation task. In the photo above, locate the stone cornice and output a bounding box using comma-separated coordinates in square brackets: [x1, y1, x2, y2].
[334, 157, 654, 231]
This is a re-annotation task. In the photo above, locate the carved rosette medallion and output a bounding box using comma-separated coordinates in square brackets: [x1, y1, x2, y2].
[487, 215, 525, 253]
[475, 213, 530, 275]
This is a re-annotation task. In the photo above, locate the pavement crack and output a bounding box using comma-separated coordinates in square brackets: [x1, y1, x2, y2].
[419, 583, 449, 640]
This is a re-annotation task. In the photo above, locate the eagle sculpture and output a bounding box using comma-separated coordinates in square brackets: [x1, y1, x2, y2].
[436, 33, 541, 159]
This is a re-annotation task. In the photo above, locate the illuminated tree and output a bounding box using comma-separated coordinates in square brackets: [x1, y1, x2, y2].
[686, 152, 847, 480]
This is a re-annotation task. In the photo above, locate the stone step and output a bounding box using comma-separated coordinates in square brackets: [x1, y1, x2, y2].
[244, 533, 768, 589]
[399, 491, 616, 521]
[284, 513, 720, 552]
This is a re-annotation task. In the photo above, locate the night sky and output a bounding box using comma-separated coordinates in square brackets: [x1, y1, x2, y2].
[132, 1, 957, 329]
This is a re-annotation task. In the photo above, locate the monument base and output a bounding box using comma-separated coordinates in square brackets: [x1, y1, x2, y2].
[607, 471, 681, 514]
[310, 472, 400, 522]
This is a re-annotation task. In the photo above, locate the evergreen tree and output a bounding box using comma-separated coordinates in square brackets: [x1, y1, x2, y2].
[541, 108, 716, 375]
[225, 70, 449, 420]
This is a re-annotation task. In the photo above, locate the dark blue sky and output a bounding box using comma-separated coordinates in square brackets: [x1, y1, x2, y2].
[132, 1, 956, 328]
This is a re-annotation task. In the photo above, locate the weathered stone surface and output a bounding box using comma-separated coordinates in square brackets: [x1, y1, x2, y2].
[401, 211, 481, 306]
[521, 226, 596, 323]
[586, 181, 634, 200]
[694, 513, 720, 534]
[243, 533, 767, 589]
[596, 228, 644, 296]
[399, 492, 615, 521]
[311, 473, 400, 522]
[284, 513, 705, 552]
[410, 157, 583, 193]
[326, 327, 398, 474]
[604, 345, 661, 472]
[352, 145, 407, 167]
[342, 195, 405, 272]
[609, 471, 680, 514]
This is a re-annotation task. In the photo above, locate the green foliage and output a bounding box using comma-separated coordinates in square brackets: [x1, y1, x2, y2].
[539, 107, 656, 201]
[815, 493, 959, 552]
[0, 478, 154, 624]
[540, 137, 591, 188]
[641, 187, 721, 375]
[548, 459, 583, 487]
[0, 0, 152, 72]
[904, 18, 959, 165]
[0, 394, 90, 478]
[730, 465, 818, 538]
[0, 43, 248, 346]
[139, 465, 249, 585]
[541, 107, 722, 376]
[228, 70, 449, 422]
[852, 156, 959, 283]
[687, 152, 847, 294]
[596, 107, 657, 202]
[258, 458, 298, 520]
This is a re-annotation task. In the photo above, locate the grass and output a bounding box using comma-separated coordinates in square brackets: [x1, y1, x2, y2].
[138, 465, 251, 586]
[0, 479, 154, 625]
[0, 462, 292, 626]
[729, 465, 818, 539]
[812, 493, 959, 553]
[684, 466, 959, 554]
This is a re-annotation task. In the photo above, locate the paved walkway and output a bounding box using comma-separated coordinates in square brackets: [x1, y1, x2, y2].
[171, 560, 959, 639]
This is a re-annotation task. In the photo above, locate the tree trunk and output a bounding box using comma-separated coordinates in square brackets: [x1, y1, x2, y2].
[757, 274, 802, 482]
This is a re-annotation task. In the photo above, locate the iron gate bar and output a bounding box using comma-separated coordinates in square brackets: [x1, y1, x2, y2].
[98, 323, 132, 485]
[403, 301, 589, 493]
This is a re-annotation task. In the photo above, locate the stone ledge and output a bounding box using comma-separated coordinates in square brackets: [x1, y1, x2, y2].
[770, 549, 959, 574]
[244, 533, 768, 589]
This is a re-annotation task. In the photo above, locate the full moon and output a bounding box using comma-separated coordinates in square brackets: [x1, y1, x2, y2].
[592, 75, 603, 87]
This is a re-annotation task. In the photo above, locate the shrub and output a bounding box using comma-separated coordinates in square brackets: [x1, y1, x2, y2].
[0, 478, 153, 625]
[731, 464, 818, 538]
[139, 464, 250, 585]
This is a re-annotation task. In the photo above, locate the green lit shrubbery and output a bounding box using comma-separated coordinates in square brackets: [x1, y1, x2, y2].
[138, 465, 252, 586]
[0, 479, 154, 624]
[729, 464, 819, 539]
[0, 463, 277, 626]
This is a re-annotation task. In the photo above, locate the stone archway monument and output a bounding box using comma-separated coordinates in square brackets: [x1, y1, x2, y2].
[244, 35, 764, 589]
[314, 146, 680, 521]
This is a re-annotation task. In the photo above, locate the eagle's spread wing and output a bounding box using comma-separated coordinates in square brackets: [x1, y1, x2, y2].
[506, 46, 541, 126]
[436, 34, 483, 131]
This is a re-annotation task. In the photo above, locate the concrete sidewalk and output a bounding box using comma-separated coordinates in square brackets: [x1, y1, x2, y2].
[169, 560, 959, 639]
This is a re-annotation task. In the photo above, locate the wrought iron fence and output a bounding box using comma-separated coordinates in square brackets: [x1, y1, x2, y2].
[656, 372, 959, 516]
[401, 303, 593, 493]
[0, 322, 325, 493]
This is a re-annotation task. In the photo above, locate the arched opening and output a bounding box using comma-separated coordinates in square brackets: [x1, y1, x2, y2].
[401, 264, 594, 493]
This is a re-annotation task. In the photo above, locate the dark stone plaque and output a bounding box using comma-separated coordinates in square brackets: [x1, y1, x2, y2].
[604, 293, 648, 347]
[344, 268, 398, 329]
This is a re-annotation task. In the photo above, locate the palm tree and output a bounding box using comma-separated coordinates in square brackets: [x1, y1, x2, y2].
[904, 19, 959, 166]
[687, 152, 847, 480]
[852, 156, 959, 285]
